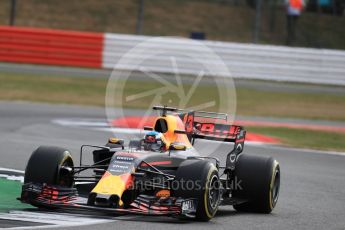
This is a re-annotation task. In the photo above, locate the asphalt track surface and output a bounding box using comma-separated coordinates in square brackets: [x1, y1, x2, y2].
[0, 101, 345, 230]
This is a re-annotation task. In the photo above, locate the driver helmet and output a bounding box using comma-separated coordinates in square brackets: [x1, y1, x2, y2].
[143, 131, 166, 152]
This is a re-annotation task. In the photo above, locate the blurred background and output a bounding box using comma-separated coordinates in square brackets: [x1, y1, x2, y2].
[0, 0, 344, 152]
[0, 0, 344, 49]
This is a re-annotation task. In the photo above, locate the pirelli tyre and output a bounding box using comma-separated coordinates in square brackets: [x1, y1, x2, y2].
[173, 160, 221, 221]
[24, 146, 74, 187]
[232, 154, 280, 213]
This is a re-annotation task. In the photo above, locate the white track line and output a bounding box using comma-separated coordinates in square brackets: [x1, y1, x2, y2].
[0, 211, 114, 229]
[52, 119, 108, 127]
[0, 174, 24, 183]
[0, 168, 25, 182]
[0, 168, 24, 175]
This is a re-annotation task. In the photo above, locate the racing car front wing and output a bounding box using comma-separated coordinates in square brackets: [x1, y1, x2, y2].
[19, 183, 197, 218]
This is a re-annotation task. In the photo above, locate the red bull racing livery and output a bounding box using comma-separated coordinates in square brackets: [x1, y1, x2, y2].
[20, 106, 280, 221]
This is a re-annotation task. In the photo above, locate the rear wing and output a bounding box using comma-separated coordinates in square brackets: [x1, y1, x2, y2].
[178, 110, 245, 172]
[181, 110, 228, 121]
[193, 123, 245, 143]
[152, 106, 245, 171]
[153, 106, 228, 121]
[192, 122, 246, 172]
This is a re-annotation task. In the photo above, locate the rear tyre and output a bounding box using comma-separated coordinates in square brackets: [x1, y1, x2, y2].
[174, 160, 220, 221]
[24, 146, 74, 187]
[232, 154, 280, 213]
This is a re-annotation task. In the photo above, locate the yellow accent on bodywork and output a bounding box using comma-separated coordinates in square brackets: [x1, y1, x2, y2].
[91, 174, 126, 206]
[153, 115, 192, 148]
[108, 138, 120, 144]
[155, 189, 171, 198]
[171, 144, 186, 150]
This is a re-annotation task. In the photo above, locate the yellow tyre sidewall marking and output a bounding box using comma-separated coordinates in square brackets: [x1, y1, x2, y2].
[204, 164, 218, 219]
[59, 152, 71, 167]
[57, 152, 72, 182]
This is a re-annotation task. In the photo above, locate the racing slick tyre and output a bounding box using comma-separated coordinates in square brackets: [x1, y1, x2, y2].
[24, 146, 74, 187]
[173, 160, 221, 221]
[232, 154, 280, 213]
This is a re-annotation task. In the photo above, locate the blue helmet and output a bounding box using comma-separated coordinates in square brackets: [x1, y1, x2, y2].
[144, 131, 165, 152]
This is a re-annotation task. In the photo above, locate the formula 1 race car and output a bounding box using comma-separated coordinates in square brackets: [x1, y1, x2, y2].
[20, 106, 280, 221]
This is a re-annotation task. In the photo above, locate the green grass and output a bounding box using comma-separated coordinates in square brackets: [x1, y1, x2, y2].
[237, 88, 345, 121]
[248, 126, 345, 152]
[1, 72, 345, 121]
[0, 178, 32, 213]
[0, 72, 107, 106]
[0, 0, 344, 49]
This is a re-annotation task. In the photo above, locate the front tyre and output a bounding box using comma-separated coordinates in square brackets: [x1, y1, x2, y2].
[24, 146, 74, 187]
[233, 154, 280, 213]
[174, 160, 221, 221]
